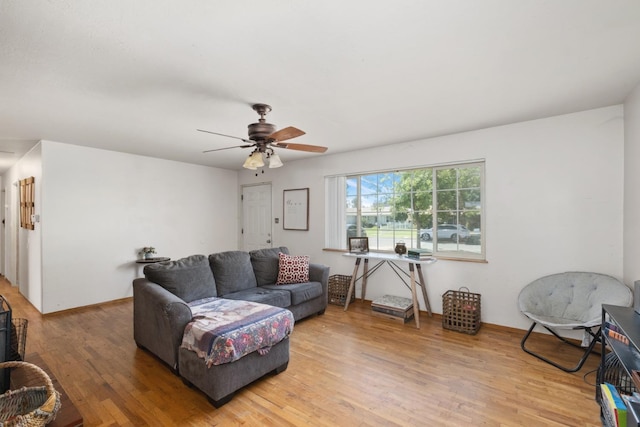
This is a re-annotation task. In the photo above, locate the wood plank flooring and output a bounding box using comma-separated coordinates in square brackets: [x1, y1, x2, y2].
[0, 278, 602, 426]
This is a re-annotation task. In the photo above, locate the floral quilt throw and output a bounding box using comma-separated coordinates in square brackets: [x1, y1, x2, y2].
[181, 297, 294, 367]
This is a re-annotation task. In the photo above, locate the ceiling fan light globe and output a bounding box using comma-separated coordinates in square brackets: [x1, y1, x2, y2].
[268, 153, 284, 168]
[243, 156, 256, 169]
[248, 151, 264, 168]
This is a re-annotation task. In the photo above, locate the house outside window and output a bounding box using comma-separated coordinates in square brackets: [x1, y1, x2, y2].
[327, 161, 484, 261]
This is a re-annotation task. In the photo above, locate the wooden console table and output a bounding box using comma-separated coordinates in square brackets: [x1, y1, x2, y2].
[11, 353, 83, 427]
[343, 252, 437, 328]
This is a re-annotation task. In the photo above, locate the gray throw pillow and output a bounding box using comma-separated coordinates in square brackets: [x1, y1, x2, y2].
[250, 246, 289, 286]
[209, 251, 258, 295]
[144, 255, 217, 303]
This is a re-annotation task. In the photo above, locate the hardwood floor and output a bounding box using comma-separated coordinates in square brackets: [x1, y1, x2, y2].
[1, 278, 602, 426]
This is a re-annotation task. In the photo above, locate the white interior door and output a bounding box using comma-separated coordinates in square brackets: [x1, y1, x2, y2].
[242, 184, 272, 251]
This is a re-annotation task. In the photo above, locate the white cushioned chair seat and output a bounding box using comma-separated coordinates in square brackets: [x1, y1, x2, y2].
[517, 271, 632, 372]
[520, 313, 595, 330]
[518, 271, 632, 329]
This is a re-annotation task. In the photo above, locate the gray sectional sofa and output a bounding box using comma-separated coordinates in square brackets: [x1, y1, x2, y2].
[132, 246, 329, 406]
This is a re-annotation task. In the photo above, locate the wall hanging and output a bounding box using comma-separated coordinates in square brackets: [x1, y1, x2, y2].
[19, 177, 35, 230]
[283, 188, 309, 230]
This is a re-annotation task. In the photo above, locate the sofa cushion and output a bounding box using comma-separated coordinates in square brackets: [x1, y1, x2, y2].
[209, 251, 258, 296]
[276, 253, 310, 284]
[144, 255, 217, 303]
[262, 282, 323, 306]
[250, 246, 289, 286]
[221, 288, 291, 307]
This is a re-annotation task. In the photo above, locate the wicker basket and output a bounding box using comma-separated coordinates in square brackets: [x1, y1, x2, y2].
[328, 275, 355, 306]
[0, 361, 61, 427]
[12, 319, 28, 362]
[442, 287, 481, 335]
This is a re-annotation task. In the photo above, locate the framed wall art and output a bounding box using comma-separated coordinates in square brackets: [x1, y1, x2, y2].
[20, 176, 35, 230]
[348, 237, 369, 253]
[283, 188, 309, 230]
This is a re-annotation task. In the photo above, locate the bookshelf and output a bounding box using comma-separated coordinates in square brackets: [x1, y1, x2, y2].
[600, 304, 640, 426]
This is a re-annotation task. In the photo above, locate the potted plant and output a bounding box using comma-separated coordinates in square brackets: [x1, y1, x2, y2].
[139, 246, 156, 260]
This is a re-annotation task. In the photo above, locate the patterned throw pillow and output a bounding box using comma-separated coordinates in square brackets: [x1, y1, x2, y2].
[276, 253, 310, 284]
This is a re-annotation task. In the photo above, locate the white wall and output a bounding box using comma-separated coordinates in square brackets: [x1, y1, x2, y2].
[2, 144, 43, 310]
[239, 106, 625, 331]
[624, 83, 640, 286]
[4, 140, 238, 313]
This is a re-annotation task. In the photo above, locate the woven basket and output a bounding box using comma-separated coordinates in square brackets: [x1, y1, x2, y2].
[0, 361, 61, 427]
[442, 287, 481, 335]
[328, 275, 355, 306]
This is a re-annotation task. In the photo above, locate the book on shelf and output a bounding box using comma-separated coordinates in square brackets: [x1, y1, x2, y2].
[602, 400, 617, 427]
[605, 319, 620, 333]
[606, 327, 630, 345]
[604, 321, 630, 345]
[601, 382, 627, 427]
[622, 394, 640, 426]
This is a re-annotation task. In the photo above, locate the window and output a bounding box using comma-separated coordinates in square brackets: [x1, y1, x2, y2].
[325, 161, 484, 260]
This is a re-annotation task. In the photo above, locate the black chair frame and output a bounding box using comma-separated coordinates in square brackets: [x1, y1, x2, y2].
[520, 321, 601, 373]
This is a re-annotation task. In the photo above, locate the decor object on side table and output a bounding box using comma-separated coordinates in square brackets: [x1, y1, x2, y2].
[139, 246, 156, 260]
[394, 241, 407, 256]
[348, 237, 369, 253]
[407, 247, 432, 260]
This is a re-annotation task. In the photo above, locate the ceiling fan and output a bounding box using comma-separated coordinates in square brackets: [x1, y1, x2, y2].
[198, 103, 328, 169]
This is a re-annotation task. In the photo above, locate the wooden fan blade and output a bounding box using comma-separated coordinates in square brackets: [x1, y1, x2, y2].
[197, 129, 252, 143]
[203, 144, 253, 153]
[272, 142, 328, 153]
[268, 126, 305, 142]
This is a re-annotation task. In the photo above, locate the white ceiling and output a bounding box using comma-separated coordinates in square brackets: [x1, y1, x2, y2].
[1, 1, 640, 173]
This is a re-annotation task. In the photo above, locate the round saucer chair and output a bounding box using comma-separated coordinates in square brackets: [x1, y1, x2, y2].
[518, 271, 632, 372]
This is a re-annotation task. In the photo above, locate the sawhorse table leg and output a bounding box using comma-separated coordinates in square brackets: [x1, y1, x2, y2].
[361, 258, 369, 302]
[408, 263, 421, 329]
[344, 258, 360, 310]
[416, 263, 432, 316]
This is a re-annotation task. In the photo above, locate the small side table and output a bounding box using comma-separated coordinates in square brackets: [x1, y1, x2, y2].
[135, 257, 170, 264]
[135, 257, 170, 276]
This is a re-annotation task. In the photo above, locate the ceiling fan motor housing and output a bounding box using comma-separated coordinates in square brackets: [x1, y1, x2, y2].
[248, 121, 276, 141]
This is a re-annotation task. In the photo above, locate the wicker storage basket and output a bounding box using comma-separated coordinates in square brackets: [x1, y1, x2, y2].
[328, 275, 355, 306]
[0, 361, 61, 427]
[11, 319, 28, 362]
[442, 287, 481, 335]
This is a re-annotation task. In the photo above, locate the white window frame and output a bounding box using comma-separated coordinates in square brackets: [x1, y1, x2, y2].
[325, 160, 485, 261]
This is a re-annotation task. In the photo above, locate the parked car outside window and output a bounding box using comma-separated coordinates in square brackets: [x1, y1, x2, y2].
[420, 224, 470, 241]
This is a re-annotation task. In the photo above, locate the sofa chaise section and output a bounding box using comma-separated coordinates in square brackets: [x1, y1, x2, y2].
[132, 247, 330, 407]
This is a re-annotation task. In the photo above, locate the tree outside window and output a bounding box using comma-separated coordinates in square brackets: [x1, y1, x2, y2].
[338, 162, 484, 260]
